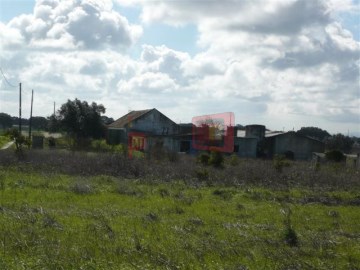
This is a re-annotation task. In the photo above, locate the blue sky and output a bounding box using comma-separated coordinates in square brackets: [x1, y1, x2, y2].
[0, 0, 359, 135]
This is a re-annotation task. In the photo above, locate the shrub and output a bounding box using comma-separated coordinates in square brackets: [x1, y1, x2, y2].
[70, 181, 93, 194]
[197, 152, 210, 165]
[48, 137, 56, 148]
[273, 154, 290, 173]
[117, 182, 143, 197]
[5, 128, 31, 159]
[91, 139, 112, 152]
[195, 168, 209, 181]
[325, 150, 345, 162]
[229, 154, 239, 166]
[209, 150, 224, 168]
[284, 226, 298, 247]
[167, 151, 179, 162]
[281, 207, 298, 247]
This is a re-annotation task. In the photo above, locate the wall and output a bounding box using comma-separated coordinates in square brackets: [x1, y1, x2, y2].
[234, 137, 257, 158]
[145, 136, 180, 152]
[130, 110, 179, 135]
[269, 132, 325, 160]
[107, 128, 127, 145]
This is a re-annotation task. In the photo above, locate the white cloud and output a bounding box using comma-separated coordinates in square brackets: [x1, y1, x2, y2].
[1, 0, 359, 134]
[3, 0, 142, 50]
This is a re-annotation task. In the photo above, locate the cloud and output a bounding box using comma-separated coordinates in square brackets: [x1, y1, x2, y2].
[1, 0, 359, 134]
[4, 0, 142, 50]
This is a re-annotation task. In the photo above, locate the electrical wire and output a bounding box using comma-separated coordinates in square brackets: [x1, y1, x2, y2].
[0, 67, 17, 88]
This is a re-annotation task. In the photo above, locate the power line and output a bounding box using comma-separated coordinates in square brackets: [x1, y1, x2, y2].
[0, 67, 17, 88]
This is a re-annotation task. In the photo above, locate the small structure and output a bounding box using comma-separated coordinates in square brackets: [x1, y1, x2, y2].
[345, 154, 360, 169]
[233, 124, 266, 158]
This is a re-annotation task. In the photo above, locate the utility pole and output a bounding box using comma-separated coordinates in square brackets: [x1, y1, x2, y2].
[19, 82, 22, 134]
[28, 89, 34, 140]
[53, 102, 55, 115]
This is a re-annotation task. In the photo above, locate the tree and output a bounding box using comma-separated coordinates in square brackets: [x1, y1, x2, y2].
[31, 116, 48, 130]
[54, 99, 106, 141]
[0, 112, 13, 129]
[101, 115, 114, 125]
[296, 127, 330, 141]
[325, 133, 354, 153]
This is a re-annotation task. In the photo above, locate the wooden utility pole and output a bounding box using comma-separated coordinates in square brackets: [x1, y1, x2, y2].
[19, 82, 22, 134]
[53, 102, 55, 115]
[28, 89, 34, 139]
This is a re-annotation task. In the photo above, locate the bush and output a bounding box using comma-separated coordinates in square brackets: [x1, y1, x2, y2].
[91, 139, 112, 152]
[70, 181, 93, 194]
[48, 137, 56, 148]
[209, 151, 224, 168]
[284, 226, 298, 247]
[197, 152, 210, 165]
[325, 150, 345, 162]
[167, 151, 179, 162]
[273, 154, 290, 173]
[195, 168, 209, 181]
[229, 154, 239, 166]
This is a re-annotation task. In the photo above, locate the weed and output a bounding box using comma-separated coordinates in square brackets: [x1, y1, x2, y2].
[0, 174, 5, 191]
[145, 212, 159, 222]
[167, 151, 179, 162]
[325, 150, 345, 162]
[117, 181, 143, 197]
[283, 226, 298, 247]
[42, 214, 63, 230]
[229, 154, 239, 166]
[195, 168, 209, 182]
[188, 217, 204, 226]
[158, 188, 170, 197]
[213, 189, 233, 200]
[198, 152, 210, 165]
[273, 154, 291, 173]
[209, 150, 224, 168]
[70, 181, 93, 194]
[281, 206, 299, 247]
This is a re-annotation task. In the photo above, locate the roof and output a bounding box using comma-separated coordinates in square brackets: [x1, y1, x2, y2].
[265, 131, 324, 143]
[107, 109, 153, 128]
[265, 131, 285, 138]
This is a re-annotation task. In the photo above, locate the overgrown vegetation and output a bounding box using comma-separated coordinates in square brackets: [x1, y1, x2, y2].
[0, 162, 359, 269]
[325, 150, 345, 162]
[0, 148, 359, 269]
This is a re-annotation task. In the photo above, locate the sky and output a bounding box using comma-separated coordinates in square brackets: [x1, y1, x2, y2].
[0, 0, 359, 135]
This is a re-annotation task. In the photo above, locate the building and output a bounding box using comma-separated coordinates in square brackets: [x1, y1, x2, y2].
[107, 109, 180, 152]
[233, 124, 265, 158]
[107, 109, 326, 160]
[263, 131, 325, 160]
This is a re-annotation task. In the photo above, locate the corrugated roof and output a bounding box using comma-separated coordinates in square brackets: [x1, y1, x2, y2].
[107, 109, 153, 128]
[265, 132, 285, 137]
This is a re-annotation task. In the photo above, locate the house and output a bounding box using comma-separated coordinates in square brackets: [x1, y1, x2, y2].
[263, 131, 325, 160]
[107, 109, 180, 152]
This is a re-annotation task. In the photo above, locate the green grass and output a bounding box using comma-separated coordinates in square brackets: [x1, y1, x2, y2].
[0, 166, 359, 269]
[0, 135, 11, 148]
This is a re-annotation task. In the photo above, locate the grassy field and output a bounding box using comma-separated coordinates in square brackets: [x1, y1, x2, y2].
[0, 151, 359, 269]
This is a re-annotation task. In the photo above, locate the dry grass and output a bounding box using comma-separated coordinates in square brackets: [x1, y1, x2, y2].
[0, 149, 359, 191]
